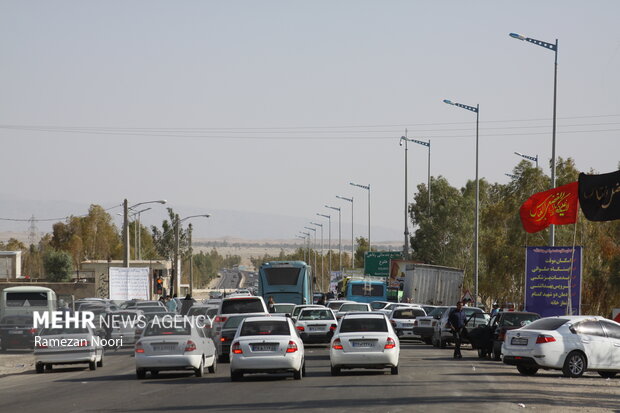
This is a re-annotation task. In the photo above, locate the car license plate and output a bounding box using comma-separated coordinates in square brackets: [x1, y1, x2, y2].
[511, 337, 528, 346]
[309, 326, 324, 332]
[153, 344, 176, 351]
[420, 320, 429, 326]
[8, 330, 23, 335]
[402, 323, 413, 328]
[351, 341, 374, 348]
[252, 344, 277, 352]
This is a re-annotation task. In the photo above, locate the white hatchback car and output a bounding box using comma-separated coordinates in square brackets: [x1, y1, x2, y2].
[295, 308, 338, 344]
[389, 306, 427, 340]
[229, 316, 305, 381]
[34, 326, 104, 373]
[135, 316, 217, 379]
[335, 303, 372, 322]
[503, 315, 620, 378]
[330, 313, 400, 375]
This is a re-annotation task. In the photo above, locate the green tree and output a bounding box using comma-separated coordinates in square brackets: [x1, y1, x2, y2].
[43, 249, 73, 282]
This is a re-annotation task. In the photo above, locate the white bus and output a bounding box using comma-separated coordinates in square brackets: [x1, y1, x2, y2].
[0, 286, 57, 319]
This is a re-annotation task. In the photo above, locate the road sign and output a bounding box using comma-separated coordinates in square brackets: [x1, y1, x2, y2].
[364, 251, 403, 277]
[461, 290, 473, 303]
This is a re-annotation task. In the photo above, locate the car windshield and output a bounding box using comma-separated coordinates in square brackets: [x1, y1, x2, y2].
[239, 320, 290, 336]
[273, 304, 295, 313]
[221, 299, 264, 314]
[141, 307, 167, 314]
[327, 302, 344, 310]
[223, 314, 265, 329]
[188, 307, 213, 317]
[340, 317, 388, 333]
[299, 309, 334, 320]
[500, 313, 540, 327]
[428, 307, 448, 317]
[521, 318, 569, 331]
[144, 323, 191, 336]
[370, 302, 388, 310]
[393, 308, 426, 319]
[339, 304, 369, 312]
[40, 327, 90, 335]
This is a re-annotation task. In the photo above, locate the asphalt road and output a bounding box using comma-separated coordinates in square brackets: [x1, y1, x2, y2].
[216, 270, 242, 290]
[1, 341, 619, 412]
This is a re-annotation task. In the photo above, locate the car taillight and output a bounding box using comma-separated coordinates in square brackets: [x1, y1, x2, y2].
[296, 326, 305, 332]
[214, 316, 228, 323]
[231, 342, 243, 354]
[384, 337, 396, 349]
[329, 324, 337, 331]
[29, 328, 37, 334]
[286, 340, 298, 353]
[185, 340, 197, 352]
[135, 342, 144, 353]
[413, 319, 418, 327]
[332, 338, 343, 350]
[220, 337, 229, 342]
[536, 334, 556, 344]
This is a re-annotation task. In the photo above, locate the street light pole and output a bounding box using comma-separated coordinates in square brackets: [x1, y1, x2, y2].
[336, 196, 354, 268]
[123, 199, 166, 267]
[296, 235, 308, 262]
[304, 226, 317, 289]
[325, 205, 342, 274]
[514, 151, 539, 169]
[173, 214, 211, 297]
[311, 222, 324, 291]
[317, 213, 331, 286]
[350, 182, 371, 252]
[444, 99, 479, 306]
[299, 231, 311, 263]
[510, 32, 558, 246]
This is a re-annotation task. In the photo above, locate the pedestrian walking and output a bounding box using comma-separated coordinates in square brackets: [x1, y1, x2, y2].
[268, 296, 276, 313]
[166, 295, 178, 314]
[447, 301, 467, 359]
[180, 294, 195, 316]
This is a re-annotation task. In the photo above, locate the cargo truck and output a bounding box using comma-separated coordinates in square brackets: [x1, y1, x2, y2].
[401, 263, 464, 305]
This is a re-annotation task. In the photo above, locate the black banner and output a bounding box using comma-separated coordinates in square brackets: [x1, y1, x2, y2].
[578, 170, 620, 222]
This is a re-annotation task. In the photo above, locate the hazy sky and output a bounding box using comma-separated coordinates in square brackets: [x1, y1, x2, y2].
[1, 1, 619, 241]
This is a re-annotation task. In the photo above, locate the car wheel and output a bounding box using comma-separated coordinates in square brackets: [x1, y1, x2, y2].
[293, 367, 303, 380]
[136, 368, 146, 379]
[89, 361, 97, 371]
[563, 351, 587, 378]
[97, 354, 104, 368]
[391, 366, 399, 375]
[439, 336, 446, 349]
[208, 356, 217, 374]
[330, 366, 341, 376]
[230, 370, 243, 381]
[35, 363, 44, 374]
[150, 370, 159, 377]
[45, 364, 53, 371]
[516, 365, 538, 376]
[598, 371, 617, 379]
[195, 357, 205, 377]
[423, 338, 432, 345]
[492, 345, 501, 361]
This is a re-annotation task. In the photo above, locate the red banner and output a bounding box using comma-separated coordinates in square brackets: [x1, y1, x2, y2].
[519, 182, 579, 233]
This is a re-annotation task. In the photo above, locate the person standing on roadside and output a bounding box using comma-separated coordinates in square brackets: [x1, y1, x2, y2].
[180, 294, 195, 316]
[268, 296, 276, 313]
[166, 295, 178, 314]
[447, 301, 467, 359]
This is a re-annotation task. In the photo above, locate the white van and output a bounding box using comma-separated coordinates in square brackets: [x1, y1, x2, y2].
[0, 286, 58, 319]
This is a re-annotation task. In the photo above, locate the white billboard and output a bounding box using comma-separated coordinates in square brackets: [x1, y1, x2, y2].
[109, 267, 150, 301]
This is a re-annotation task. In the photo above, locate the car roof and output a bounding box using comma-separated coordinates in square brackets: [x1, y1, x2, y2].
[241, 315, 289, 323]
[342, 312, 385, 319]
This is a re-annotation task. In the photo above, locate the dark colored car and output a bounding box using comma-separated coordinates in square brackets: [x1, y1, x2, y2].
[469, 311, 541, 360]
[0, 315, 37, 350]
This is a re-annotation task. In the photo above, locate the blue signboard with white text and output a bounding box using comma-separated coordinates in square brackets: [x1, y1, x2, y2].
[525, 246, 582, 317]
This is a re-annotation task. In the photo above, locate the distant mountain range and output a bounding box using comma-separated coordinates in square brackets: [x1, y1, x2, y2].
[0, 196, 402, 243]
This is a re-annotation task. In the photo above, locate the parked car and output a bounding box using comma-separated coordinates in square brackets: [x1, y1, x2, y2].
[432, 306, 487, 348]
[412, 306, 449, 345]
[34, 326, 104, 373]
[503, 316, 620, 378]
[135, 316, 217, 378]
[330, 312, 400, 375]
[214, 312, 268, 361]
[468, 311, 541, 360]
[335, 303, 372, 321]
[295, 308, 338, 344]
[229, 316, 305, 381]
[388, 307, 427, 340]
[0, 315, 37, 350]
[270, 303, 296, 316]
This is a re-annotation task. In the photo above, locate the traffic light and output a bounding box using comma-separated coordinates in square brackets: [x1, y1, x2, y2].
[155, 277, 163, 295]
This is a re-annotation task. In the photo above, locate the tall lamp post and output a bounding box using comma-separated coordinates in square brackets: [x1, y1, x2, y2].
[510, 32, 558, 246]
[325, 205, 342, 274]
[123, 199, 167, 267]
[299, 231, 311, 264]
[443, 99, 479, 306]
[317, 213, 331, 285]
[174, 214, 210, 296]
[296, 235, 308, 262]
[304, 226, 317, 288]
[336, 195, 354, 268]
[350, 182, 371, 252]
[514, 152, 539, 169]
[133, 207, 151, 261]
[310, 222, 324, 291]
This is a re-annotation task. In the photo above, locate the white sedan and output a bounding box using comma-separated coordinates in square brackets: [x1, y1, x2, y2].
[135, 316, 217, 379]
[503, 315, 620, 378]
[34, 326, 104, 373]
[330, 313, 400, 375]
[335, 303, 372, 322]
[229, 316, 305, 381]
[295, 308, 338, 344]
